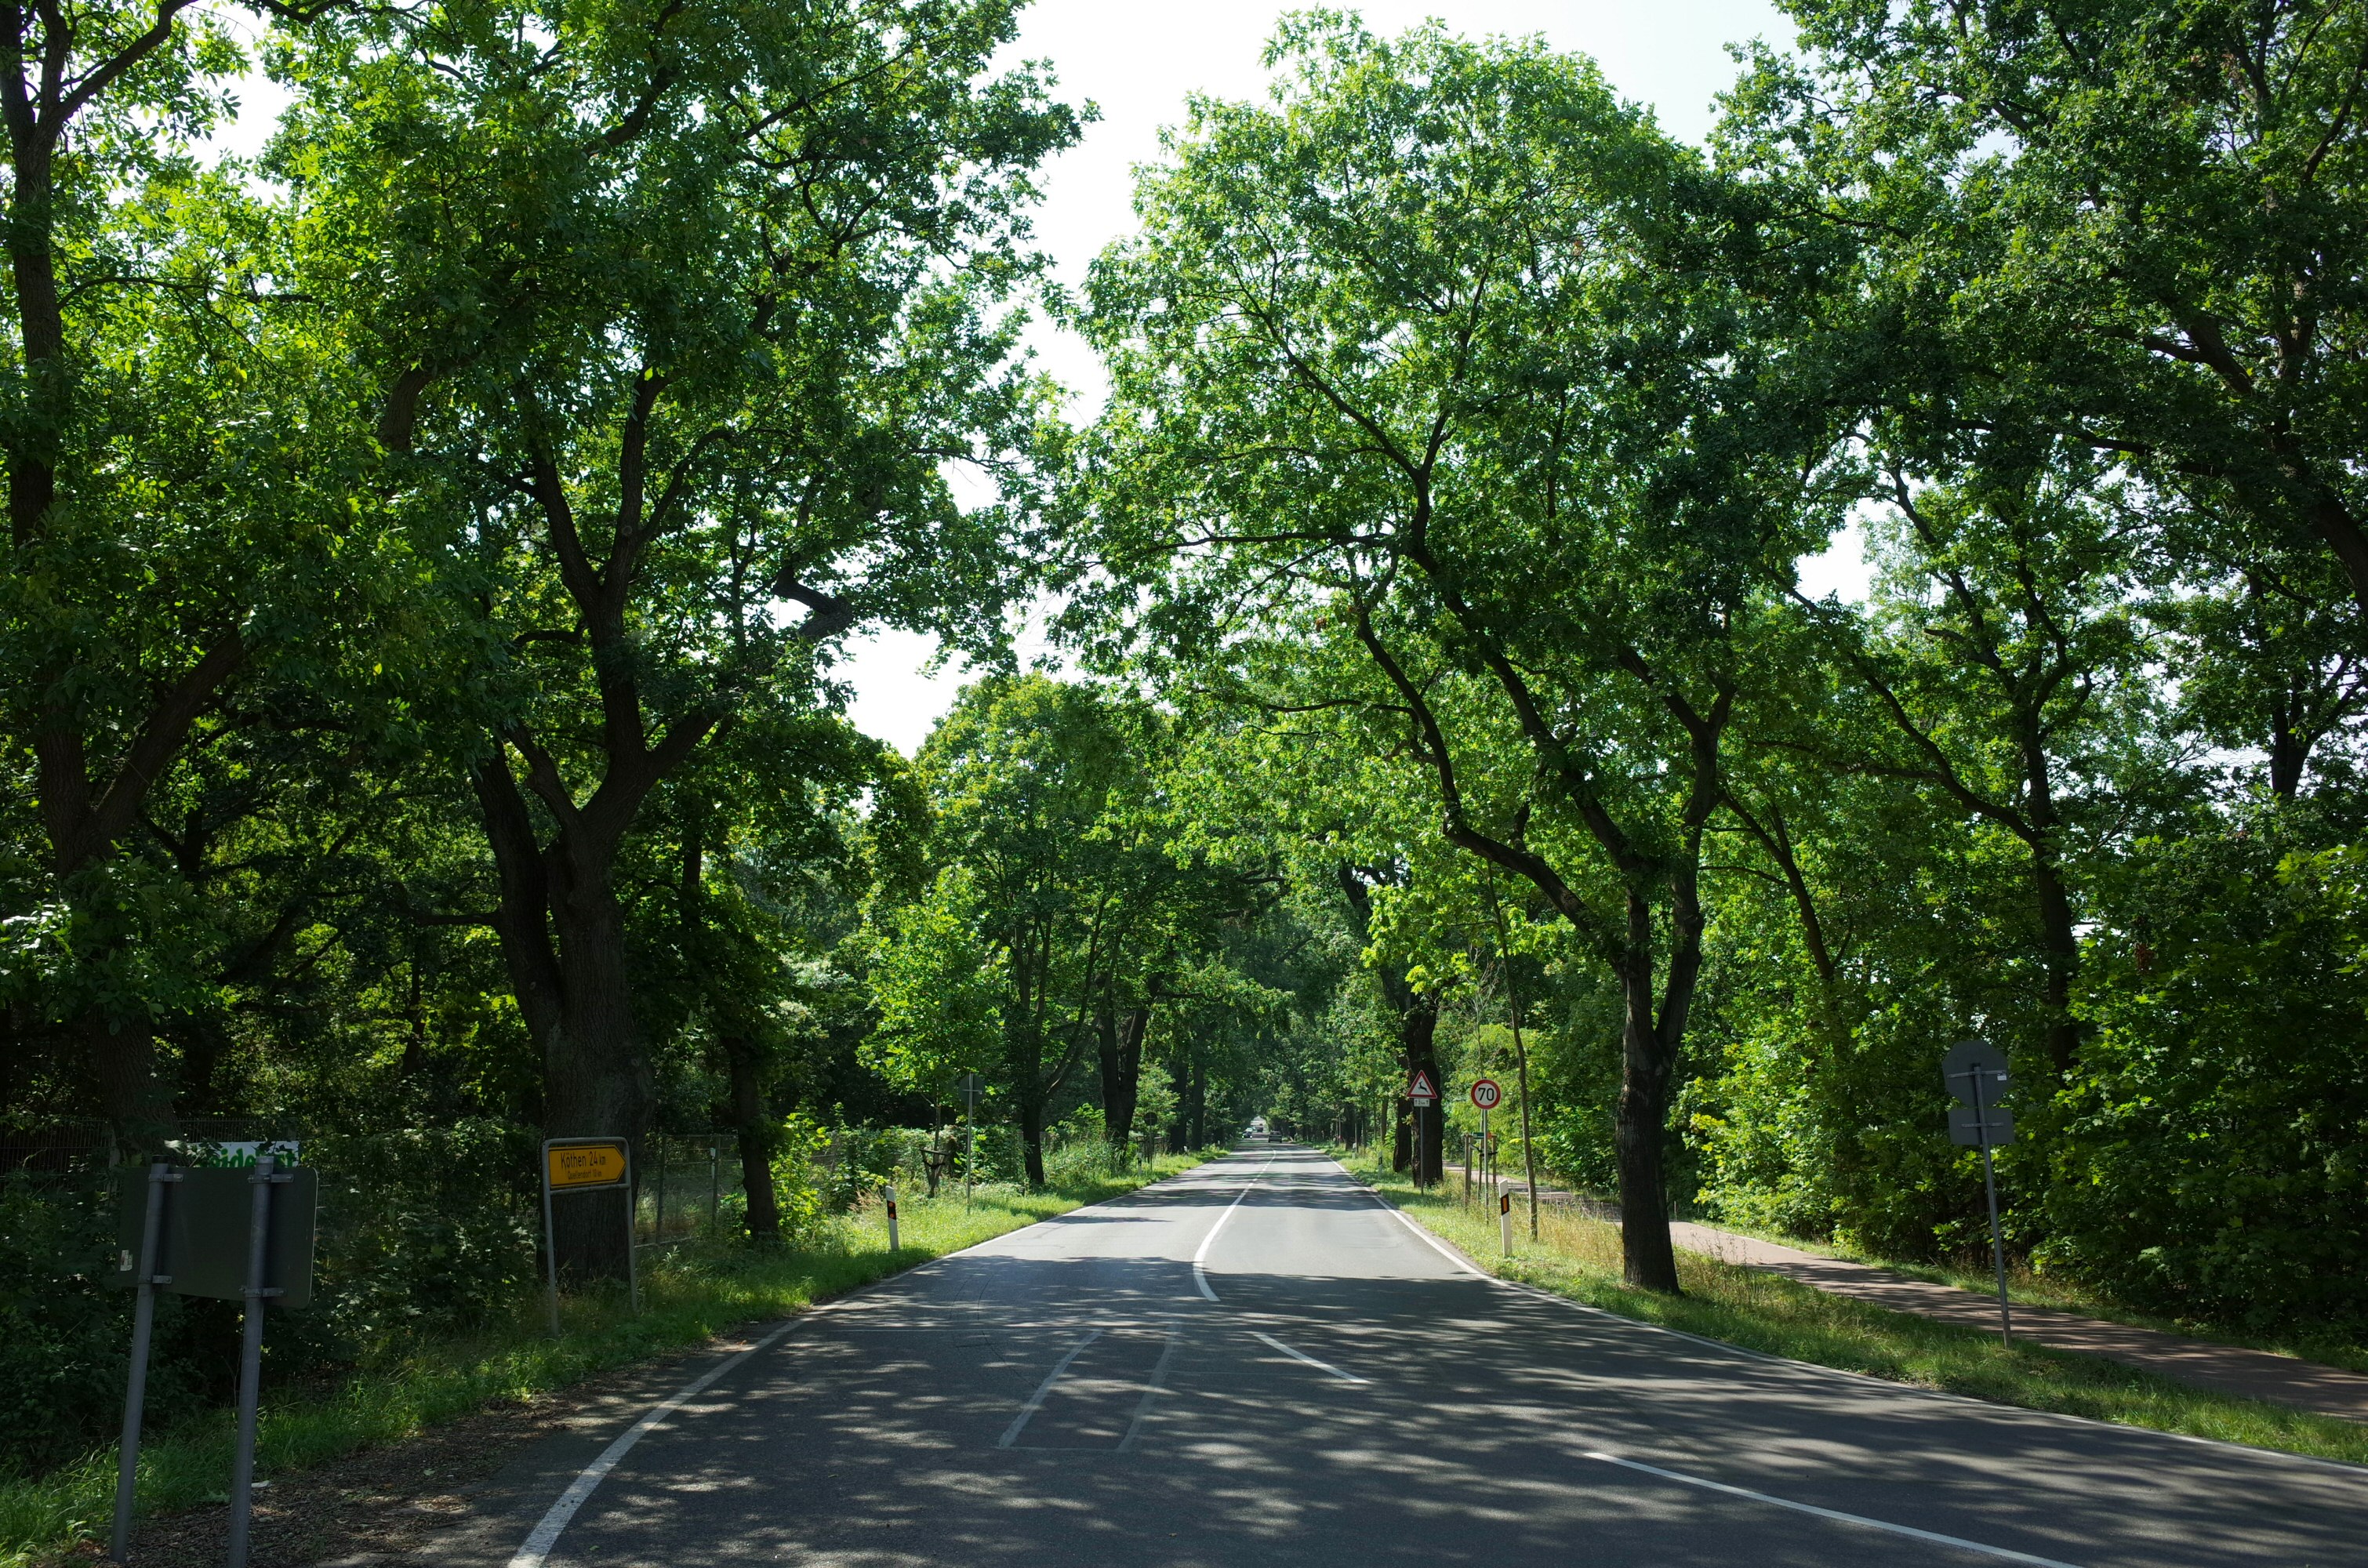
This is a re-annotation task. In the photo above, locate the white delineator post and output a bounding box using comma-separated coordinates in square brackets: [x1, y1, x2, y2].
[884, 1185, 899, 1252]
[1500, 1189, 1513, 1255]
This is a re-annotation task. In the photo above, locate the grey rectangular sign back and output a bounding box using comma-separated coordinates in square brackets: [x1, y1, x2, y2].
[1949, 1105, 2015, 1147]
[110, 1167, 318, 1308]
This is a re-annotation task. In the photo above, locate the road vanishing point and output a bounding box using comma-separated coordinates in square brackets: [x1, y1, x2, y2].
[452, 1145, 2364, 1567]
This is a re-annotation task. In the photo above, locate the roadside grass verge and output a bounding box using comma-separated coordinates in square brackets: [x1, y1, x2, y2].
[1, 1151, 1217, 1567]
[1683, 1213, 2368, 1377]
[1352, 1159, 2368, 1469]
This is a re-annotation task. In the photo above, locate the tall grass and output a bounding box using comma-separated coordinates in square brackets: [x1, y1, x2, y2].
[1357, 1157, 2368, 1469]
[0, 1152, 1216, 1567]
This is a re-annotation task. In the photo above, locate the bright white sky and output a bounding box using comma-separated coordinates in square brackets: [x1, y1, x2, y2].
[841, 0, 1876, 754]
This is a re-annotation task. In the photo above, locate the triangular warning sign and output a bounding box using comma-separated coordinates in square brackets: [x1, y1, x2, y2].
[1408, 1069, 1438, 1099]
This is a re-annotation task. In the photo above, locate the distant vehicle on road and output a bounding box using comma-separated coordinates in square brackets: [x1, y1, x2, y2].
[1248, 1116, 1269, 1138]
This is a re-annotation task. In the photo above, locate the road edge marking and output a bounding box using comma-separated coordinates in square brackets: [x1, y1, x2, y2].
[1250, 1330, 1369, 1385]
[1584, 1450, 2087, 1567]
[997, 1329, 1102, 1448]
[1191, 1152, 1276, 1301]
[504, 1319, 797, 1568]
[1320, 1152, 2368, 1482]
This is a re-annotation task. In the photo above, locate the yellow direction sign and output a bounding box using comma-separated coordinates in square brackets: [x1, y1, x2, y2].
[546, 1140, 629, 1189]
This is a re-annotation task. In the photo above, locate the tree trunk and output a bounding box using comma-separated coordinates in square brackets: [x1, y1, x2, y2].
[1614, 891, 1683, 1294]
[1019, 1095, 1047, 1186]
[1185, 1054, 1206, 1149]
[1104, 1004, 1149, 1145]
[2268, 684, 2311, 800]
[1097, 989, 1152, 1146]
[472, 759, 650, 1283]
[2032, 851, 2081, 1076]
[725, 1033, 780, 1245]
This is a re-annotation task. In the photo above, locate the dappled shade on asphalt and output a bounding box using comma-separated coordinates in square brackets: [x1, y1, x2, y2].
[475, 1148, 2368, 1568]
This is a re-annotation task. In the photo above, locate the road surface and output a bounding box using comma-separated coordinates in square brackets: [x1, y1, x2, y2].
[473, 1145, 2368, 1566]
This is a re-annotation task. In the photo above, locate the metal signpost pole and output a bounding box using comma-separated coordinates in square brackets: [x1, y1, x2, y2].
[1972, 1069, 2013, 1346]
[1480, 1105, 1490, 1200]
[623, 1143, 640, 1317]
[965, 1076, 977, 1210]
[710, 1145, 721, 1232]
[543, 1153, 561, 1338]
[1942, 1040, 2016, 1347]
[111, 1162, 176, 1563]
[226, 1154, 285, 1568]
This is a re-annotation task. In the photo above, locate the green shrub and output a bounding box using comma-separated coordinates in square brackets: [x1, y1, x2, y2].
[2047, 823, 2368, 1331]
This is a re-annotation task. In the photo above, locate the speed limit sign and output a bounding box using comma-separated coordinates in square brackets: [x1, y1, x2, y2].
[1469, 1078, 1502, 1110]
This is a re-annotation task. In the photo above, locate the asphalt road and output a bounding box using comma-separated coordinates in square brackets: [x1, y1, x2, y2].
[481, 1144, 2368, 1567]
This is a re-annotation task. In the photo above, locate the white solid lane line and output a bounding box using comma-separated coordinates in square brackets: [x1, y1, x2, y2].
[1328, 1152, 2083, 1565]
[1250, 1330, 1369, 1385]
[1190, 1153, 1277, 1301]
[1586, 1452, 2087, 1567]
[504, 1319, 799, 1568]
[997, 1329, 1102, 1449]
[1321, 1152, 1488, 1278]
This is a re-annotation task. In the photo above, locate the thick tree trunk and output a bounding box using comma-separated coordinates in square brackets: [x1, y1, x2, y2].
[543, 858, 652, 1282]
[1614, 891, 1683, 1294]
[2020, 734, 2083, 1078]
[1185, 1054, 1206, 1149]
[1110, 1005, 1149, 1145]
[1019, 1096, 1047, 1186]
[472, 759, 650, 1283]
[1095, 990, 1152, 1147]
[10, 15, 252, 1150]
[725, 1033, 780, 1245]
[2268, 684, 2311, 799]
[2032, 853, 2081, 1076]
